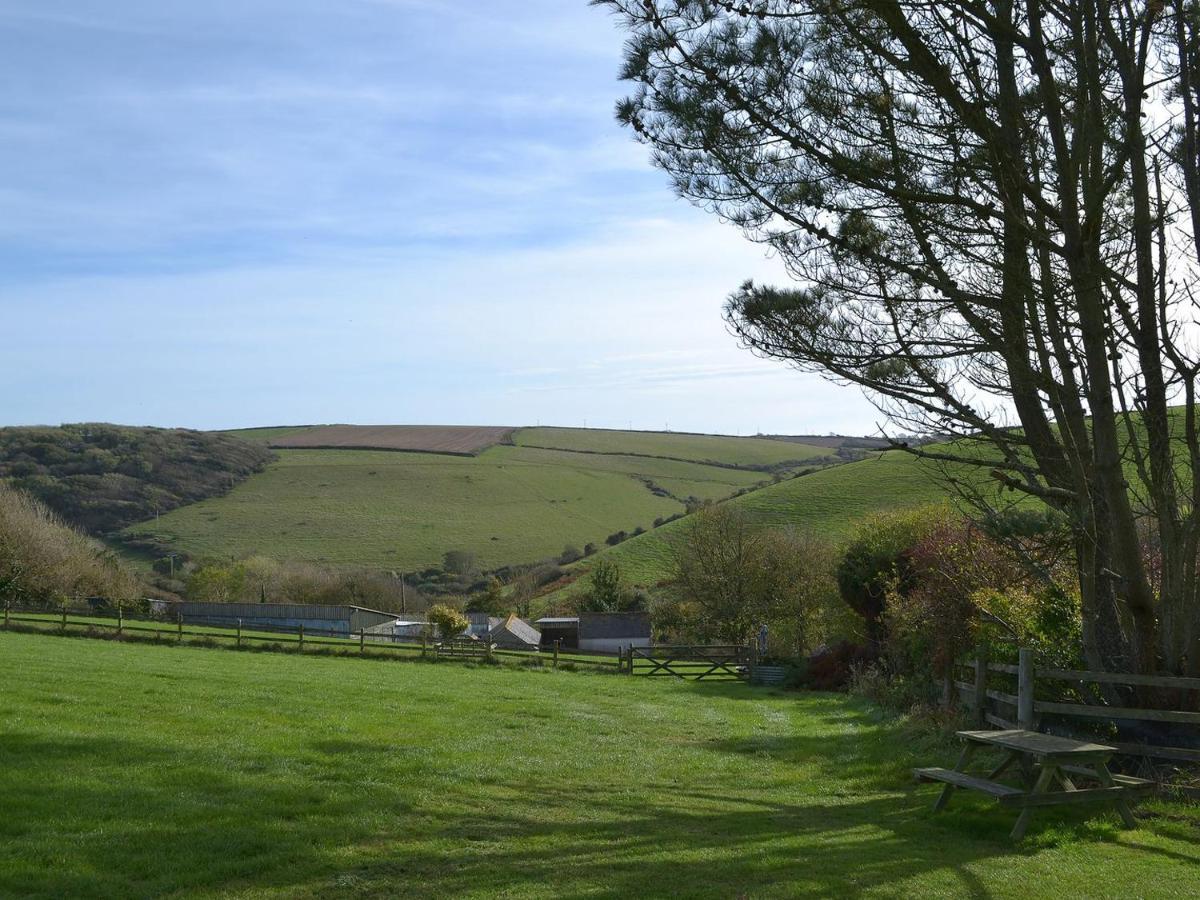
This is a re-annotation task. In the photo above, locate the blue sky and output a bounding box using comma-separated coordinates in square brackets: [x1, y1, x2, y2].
[0, 0, 877, 435]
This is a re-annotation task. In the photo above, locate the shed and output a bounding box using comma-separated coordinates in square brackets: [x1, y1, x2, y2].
[464, 612, 502, 638]
[579, 611, 651, 653]
[174, 601, 395, 636]
[488, 614, 541, 650]
[535, 616, 579, 650]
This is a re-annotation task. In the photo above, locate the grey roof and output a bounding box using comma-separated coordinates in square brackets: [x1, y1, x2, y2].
[489, 614, 541, 646]
[579, 611, 651, 640]
[535, 617, 580, 625]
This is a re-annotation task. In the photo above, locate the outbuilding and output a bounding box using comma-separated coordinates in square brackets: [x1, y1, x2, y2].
[579, 611, 651, 653]
[174, 601, 395, 636]
[535, 616, 579, 649]
[488, 614, 541, 650]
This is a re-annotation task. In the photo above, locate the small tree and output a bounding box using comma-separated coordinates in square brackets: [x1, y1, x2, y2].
[580, 559, 626, 612]
[427, 603, 469, 640]
[466, 576, 508, 616]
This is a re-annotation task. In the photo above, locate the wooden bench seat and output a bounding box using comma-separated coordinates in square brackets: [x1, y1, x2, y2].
[913, 767, 1025, 799]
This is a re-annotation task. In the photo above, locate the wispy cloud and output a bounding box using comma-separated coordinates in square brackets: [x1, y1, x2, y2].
[0, 0, 875, 435]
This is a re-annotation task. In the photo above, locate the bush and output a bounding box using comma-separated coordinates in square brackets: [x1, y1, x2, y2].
[558, 545, 583, 565]
[0, 482, 140, 605]
[803, 641, 874, 691]
[836, 506, 946, 645]
[427, 604, 469, 639]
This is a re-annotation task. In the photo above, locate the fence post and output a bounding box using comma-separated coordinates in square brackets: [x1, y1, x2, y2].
[298, 623, 304, 651]
[237, 618, 242, 649]
[941, 669, 954, 710]
[553, 639, 560, 668]
[421, 634, 427, 658]
[116, 601, 123, 635]
[1018, 647, 1035, 730]
[3, 599, 9, 628]
[360, 629, 365, 653]
[973, 644, 988, 726]
[61, 601, 68, 632]
[178, 613, 184, 643]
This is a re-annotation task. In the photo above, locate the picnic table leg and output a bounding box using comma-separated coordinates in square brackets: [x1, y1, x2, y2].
[1093, 763, 1137, 829]
[933, 742, 977, 812]
[1011, 765, 1056, 841]
[986, 750, 1021, 782]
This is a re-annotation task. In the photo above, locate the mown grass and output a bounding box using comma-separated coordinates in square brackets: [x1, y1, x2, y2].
[124, 445, 766, 571]
[513, 426, 832, 467]
[2, 632, 1197, 899]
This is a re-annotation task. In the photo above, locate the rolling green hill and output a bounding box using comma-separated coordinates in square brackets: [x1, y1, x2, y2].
[542, 450, 970, 598]
[122, 441, 779, 571]
[514, 426, 832, 468]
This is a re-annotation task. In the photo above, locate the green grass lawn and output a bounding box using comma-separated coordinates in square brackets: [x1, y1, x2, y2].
[2, 632, 1197, 899]
[123, 445, 767, 571]
[513, 426, 831, 467]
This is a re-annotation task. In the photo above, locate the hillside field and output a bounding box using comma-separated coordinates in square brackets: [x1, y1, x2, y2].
[123, 444, 771, 571]
[546, 449, 967, 595]
[267, 424, 514, 455]
[3, 632, 1197, 898]
[514, 426, 832, 467]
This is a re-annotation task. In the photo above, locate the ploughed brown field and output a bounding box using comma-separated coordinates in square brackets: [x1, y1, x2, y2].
[269, 425, 514, 455]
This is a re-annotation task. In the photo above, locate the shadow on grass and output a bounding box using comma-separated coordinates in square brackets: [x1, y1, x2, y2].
[3, 689, 1196, 898]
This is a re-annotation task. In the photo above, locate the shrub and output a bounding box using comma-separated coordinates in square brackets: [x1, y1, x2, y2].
[558, 545, 583, 565]
[803, 641, 874, 691]
[442, 550, 478, 577]
[427, 604, 469, 639]
[836, 506, 947, 646]
[0, 482, 140, 605]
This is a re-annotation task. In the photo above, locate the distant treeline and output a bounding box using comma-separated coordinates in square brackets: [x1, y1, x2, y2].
[0, 424, 273, 535]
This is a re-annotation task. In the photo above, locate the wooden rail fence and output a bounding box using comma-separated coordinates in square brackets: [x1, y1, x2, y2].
[0, 601, 622, 672]
[951, 647, 1200, 763]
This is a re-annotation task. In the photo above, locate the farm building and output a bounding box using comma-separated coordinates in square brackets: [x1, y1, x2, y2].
[580, 611, 651, 653]
[174, 602, 395, 636]
[488, 614, 540, 650]
[534, 612, 652, 653]
[464, 612, 502, 638]
[535, 617, 580, 649]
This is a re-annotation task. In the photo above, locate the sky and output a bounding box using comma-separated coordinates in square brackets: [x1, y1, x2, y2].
[0, 0, 879, 436]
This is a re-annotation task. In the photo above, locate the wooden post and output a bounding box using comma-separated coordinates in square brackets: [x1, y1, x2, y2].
[61, 601, 68, 632]
[421, 634, 427, 658]
[3, 599, 9, 628]
[941, 670, 954, 710]
[237, 618, 243, 648]
[298, 623, 304, 651]
[553, 639, 560, 668]
[178, 613, 184, 643]
[360, 629, 365, 653]
[116, 601, 123, 635]
[973, 645, 988, 726]
[1018, 647, 1036, 730]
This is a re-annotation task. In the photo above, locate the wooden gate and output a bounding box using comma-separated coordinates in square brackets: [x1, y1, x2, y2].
[629, 644, 752, 681]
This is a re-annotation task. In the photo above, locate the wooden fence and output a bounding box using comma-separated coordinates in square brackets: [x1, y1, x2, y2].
[952, 647, 1200, 763]
[626, 644, 754, 681]
[0, 601, 621, 672]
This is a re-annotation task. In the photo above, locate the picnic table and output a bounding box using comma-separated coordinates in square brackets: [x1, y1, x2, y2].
[915, 729, 1154, 840]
